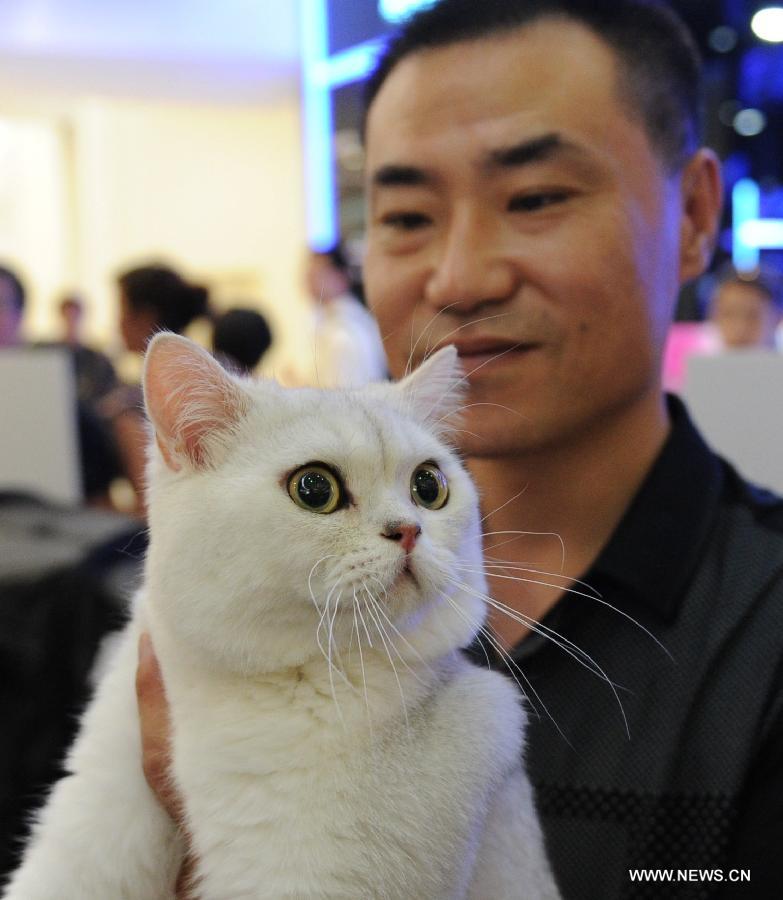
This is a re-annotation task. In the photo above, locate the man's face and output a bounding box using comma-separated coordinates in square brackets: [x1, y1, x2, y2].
[710, 282, 780, 350]
[364, 19, 703, 456]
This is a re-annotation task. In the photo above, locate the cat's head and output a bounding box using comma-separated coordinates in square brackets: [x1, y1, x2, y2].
[142, 333, 486, 674]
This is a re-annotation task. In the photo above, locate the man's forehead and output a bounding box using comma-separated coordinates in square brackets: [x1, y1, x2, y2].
[365, 19, 625, 163]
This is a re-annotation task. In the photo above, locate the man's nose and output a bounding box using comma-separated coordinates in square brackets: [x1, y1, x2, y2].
[381, 522, 422, 554]
[424, 207, 516, 312]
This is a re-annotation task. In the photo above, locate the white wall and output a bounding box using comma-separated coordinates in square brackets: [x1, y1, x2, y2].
[0, 116, 72, 339]
[0, 94, 313, 374]
[71, 96, 312, 369]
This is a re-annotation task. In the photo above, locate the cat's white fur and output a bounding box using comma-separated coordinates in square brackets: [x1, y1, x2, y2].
[4, 334, 560, 899]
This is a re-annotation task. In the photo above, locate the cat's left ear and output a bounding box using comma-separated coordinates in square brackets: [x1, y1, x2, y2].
[143, 333, 250, 471]
[395, 345, 465, 435]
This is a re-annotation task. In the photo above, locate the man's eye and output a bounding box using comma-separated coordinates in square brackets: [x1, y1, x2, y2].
[381, 212, 431, 230]
[508, 192, 569, 213]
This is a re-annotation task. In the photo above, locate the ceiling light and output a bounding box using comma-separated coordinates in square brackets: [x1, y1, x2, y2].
[751, 7, 783, 43]
[733, 108, 767, 136]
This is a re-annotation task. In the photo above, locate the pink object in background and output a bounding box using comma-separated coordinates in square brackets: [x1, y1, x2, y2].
[662, 322, 720, 393]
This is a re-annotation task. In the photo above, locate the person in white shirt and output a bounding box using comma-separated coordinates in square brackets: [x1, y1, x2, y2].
[305, 243, 388, 387]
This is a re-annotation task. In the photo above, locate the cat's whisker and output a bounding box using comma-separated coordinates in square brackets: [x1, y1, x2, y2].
[456, 560, 601, 599]
[354, 588, 375, 649]
[444, 569, 634, 740]
[403, 301, 464, 378]
[363, 589, 411, 739]
[314, 585, 344, 720]
[313, 581, 354, 720]
[435, 587, 576, 746]
[364, 574, 388, 600]
[436, 588, 533, 708]
[461, 578, 626, 688]
[314, 577, 340, 646]
[445, 427, 486, 443]
[481, 530, 567, 570]
[361, 588, 433, 686]
[434, 401, 528, 426]
[327, 589, 350, 728]
[444, 573, 631, 735]
[479, 486, 530, 525]
[352, 593, 374, 741]
[420, 311, 513, 365]
[307, 554, 339, 611]
[455, 566, 673, 662]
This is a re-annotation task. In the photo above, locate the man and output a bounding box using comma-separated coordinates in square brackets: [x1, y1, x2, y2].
[138, 1, 783, 897]
[0, 264, 25, 347]
[708, 264, 783, 351]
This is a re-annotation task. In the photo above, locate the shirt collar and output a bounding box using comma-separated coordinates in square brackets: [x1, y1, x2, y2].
[586, 394, 724, 622]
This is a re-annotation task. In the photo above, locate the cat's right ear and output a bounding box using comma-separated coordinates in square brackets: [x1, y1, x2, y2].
[395, 345, 466, 436]
[143, 333, 249, 472]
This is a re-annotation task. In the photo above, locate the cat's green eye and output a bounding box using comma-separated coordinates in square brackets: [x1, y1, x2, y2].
[410, 463, 448, 510]
[288, 465, 342, 514]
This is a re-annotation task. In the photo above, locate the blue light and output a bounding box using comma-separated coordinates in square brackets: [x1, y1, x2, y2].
[738, 219, 783, 246]
[733, 179, 761, 272]
[315, 39, 385, 90]
[300, 0, 337, 250]
[732, 178, 783, 273]
[379, 0, 435, 24]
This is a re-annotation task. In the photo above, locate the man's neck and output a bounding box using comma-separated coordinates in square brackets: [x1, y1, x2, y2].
[467, 393, 670, 650]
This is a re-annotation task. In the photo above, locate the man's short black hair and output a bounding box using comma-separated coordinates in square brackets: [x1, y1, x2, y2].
[0, 264, 26, 312]
[364, 0, 702, 172]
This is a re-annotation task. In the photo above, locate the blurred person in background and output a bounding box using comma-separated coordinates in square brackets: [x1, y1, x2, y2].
[0, 264, 25, 348]
[54, 293, 118, 407]
[0, 268, 121, 507]
[212, 307, 273, 376]
[59, 294, 84, 347]
[101, 264, 210, 516]
[304, 242, 387, 387]
[708, 264, 783, 351]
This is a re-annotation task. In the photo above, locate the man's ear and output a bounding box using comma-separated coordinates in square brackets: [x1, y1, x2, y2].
[679, 148, 723, 284]
[143, 333, 249, 471]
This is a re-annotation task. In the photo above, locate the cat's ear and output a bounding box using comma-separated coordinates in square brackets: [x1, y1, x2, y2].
[395, 345, 465, 434]
[143, 333, 249, 472]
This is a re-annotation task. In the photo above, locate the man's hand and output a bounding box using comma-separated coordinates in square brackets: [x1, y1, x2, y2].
[136, 632, 197, 897]
[136, 632, 181, 820]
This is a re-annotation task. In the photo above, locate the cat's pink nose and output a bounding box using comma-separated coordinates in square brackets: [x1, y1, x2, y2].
[382, 522, 422, 554]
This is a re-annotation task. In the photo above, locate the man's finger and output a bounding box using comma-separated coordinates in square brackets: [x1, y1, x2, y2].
[136, 632, 179, 819]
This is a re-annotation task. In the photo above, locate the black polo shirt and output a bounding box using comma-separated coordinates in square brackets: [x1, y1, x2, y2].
[473, 397, 783, 899]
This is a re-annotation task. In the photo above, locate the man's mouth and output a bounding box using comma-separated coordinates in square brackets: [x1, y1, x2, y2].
[435, 338, 542, 374]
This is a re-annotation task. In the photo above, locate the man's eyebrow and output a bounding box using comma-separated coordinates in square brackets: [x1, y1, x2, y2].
[371, 164, 433, 188]
[371, 134, 591, 187]
[486, 132, 585, 169]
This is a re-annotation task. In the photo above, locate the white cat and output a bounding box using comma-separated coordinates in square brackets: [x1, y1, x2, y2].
[4, 333, 560, 900]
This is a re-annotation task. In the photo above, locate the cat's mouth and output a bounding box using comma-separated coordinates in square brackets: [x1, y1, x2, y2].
[399, 560, 419, 588]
